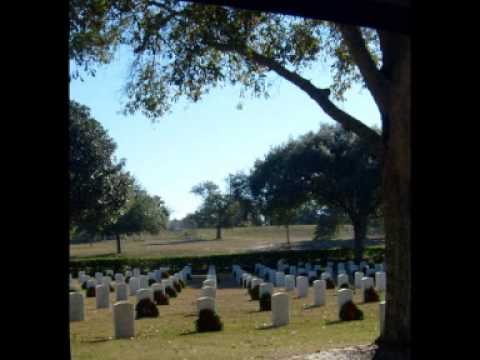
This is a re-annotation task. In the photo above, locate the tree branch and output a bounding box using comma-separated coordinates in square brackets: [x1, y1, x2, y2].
[208, 41, 382, 150]
[338, 25, 390, 114]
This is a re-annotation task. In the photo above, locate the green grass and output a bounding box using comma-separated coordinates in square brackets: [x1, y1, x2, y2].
[70, 225, 384, 259]
[70, 274, 384, 360]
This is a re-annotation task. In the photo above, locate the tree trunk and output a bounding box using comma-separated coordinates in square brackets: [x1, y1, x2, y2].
[352, 215, 368, 262]
[216, 226, 222, 239]
[285, 224, 290, 246]
[376, 36, 411, 356]
[116, 233, 122, 254]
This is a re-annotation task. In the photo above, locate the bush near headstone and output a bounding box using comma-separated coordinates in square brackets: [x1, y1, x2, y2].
[125, 276, 131, 283]
[326, 278, 335, 289]
[165, 286, 177, 298]
[148, 278, 156, 286]
[195, 309, 223, 332]
[186, 273, 192, 281]
[309, 277, 318, 286]
[86, 287, 96, 297]
[339, 301, 364, 321]
[109, 284, 114, 292]
[161, 271, 171, 279]
[339, 283, 350, 289]
[249, 284, 260, 301]
[364, 286, 380, 302]
[178, 279, 186, 288]
[135, 298, 159, 319]
[153, 290, 170, 305]
[259, 293, 272, 311]
[81, 282, 88, 290]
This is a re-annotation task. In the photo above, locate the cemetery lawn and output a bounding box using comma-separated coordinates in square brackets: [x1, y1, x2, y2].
[70, 225, 384, 258]
[70, 274, 383, 360]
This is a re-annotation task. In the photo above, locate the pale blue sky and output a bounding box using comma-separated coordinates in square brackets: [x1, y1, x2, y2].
[70, 48, 381, 220]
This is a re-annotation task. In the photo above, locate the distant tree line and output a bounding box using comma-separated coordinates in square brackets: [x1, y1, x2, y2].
[177, 124, 382, 260]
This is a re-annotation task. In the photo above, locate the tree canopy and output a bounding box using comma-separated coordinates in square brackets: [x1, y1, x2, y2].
[69, 100, 132, 234]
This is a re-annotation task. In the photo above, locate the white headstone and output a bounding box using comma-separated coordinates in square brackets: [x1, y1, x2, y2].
[337, 288, 353, 309]
[296, 276, 309, 298]
[354, 272, 365, 289]
[102, 276, 112, 288]
[86, 279, 96, 289]
[275, 272, 286, 287]
[133, 268, 141, 277]
[321, 272, 331, 281]
[259, 282, 274, 298]
[129, 277, 140, 296]
[379, 301, 386, 334]
[95, 284, 109, 309]
[69, 292, 84, 321]
[113, 301, 135, 339]
[139, 275, 149, 289]
[114, 273, 124, 283]
[251, 278, 262, 289]
[337, 273, 349, 287]
[125, 270, 132, 278]
[95, 272, 103, 282]
[203, 279, 216, 288]
[197, 296, 215, 314]
[375, 272, 386, 292]
[313, 280, 326, 306]
[116, 283, 128, 301]
[285, 275, 295, 291]
[136, 288, 154, 303]
[201, 286, 216, 299]
[272, 292, 289, 327]
[151, 282, 165, 294]
[289, 266, 296, 276]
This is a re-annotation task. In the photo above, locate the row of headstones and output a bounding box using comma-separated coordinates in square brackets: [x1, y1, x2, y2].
[233, 264, 386, 330]
[197, 265, 218, 313]
[70, 265, 192, 339]
[234, 263, 386, 295]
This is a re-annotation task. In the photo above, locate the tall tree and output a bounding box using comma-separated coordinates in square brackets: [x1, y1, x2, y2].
[69, 100, 132, 237]
[69, 0, 410, 351]
[106, 183, 170, 253]
[191, 181, 239, 239]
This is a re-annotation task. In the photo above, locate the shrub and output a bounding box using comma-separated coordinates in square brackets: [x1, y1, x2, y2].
[339, 301, 364, 321]
[165, 286, 177, 298]
[161, 271, 171, 279]
[153, 290, 170, 305]
[186, 274, 192, 281]
[326, 278, 335, 289]
[81, 281, 88, 290]
[195, 309, 223, 332]
[178, 279, 186, 288]
[173, 281, 182, 293]
[148, 278, 156, 286]
[309, 277, 318, 286]
[125, 276, 131, 284]
[364, 286, 380, 303]
[135, 298, 159, 319]
[249, 285, 260, 301]
[109, 284, 114, 292]
[339, 283, 350, 289]
[259, 293, 271, 311]
[86, 287, 96, 297]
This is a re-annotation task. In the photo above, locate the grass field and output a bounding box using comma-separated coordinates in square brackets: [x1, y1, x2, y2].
[70, 273, 383, 360]
[70, 225, 384, 259]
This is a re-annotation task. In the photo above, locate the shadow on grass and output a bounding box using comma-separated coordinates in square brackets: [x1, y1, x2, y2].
[256, 324, 277, 331]
[179, 330, 198, 336]
[184, 313, 197, 318]
[82, 337, 113, 343]
[324, 319, 345, 326]
[303, 304, 320, 310]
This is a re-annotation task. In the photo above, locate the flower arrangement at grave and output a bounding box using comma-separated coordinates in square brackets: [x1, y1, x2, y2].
[339, 301, 364, 321]
[195, 309, 223, 332]
[173, 280, 182, 293]
[109, 284, 114, 292]
[339, 283, 350, 290]
[178, 279, 186, 288]
[135, 298, 159, 319]
[165, 286, 177, 298]
[249, 284, 260, 301]
[154, 290, 170, 305]
[363, 286, 380, 303]
[86, 287, 96, 297]
[326, 278, 335, 289]
[148, 278, 156, 286]
[259, 293, 272, 311]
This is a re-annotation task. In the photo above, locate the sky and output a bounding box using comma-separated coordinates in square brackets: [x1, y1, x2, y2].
[69, 48, 381, 220]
